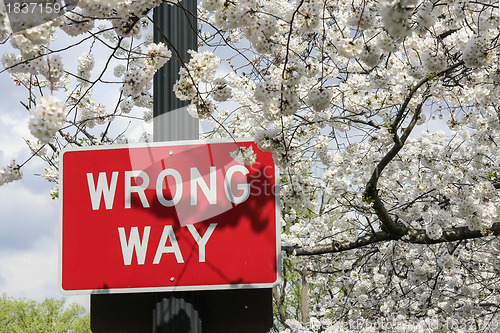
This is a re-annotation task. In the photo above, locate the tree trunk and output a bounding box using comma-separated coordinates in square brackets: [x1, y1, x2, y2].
[301, 270, 309, 327]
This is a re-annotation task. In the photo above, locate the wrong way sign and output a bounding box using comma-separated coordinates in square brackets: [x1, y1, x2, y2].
[59, 139, 280, 294]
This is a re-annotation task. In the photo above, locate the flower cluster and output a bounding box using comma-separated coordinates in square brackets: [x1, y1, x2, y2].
[121, 42, 171, 104]
[28, 95, 66, 144]
[0, 160, 22, 186]
[230, 146, 256, 166]
[254, 78, 280, 103]
[145, 42, 171, 69]
[186, 50, 220, 82]
[379, 0, 417, 38]
[75, 0, 167, 37]
[348, 5, 376, 30]
[307, 88, 332, 112]
[462, 34, 489, 68]
[314, 136, 334, 166]
[60, 8, 95, 37]
[174, 50, 221, 118]
[0, 6, 11, 42]
[77, 52, 95, 87]
[42, 166, 58, 183]
[68, 90, 109, 128]
[186, 96, 215, 120]
[211, 78, 232, 102]
[9, 22, 55, 58]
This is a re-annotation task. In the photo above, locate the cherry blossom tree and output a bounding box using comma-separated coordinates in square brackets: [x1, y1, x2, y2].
[1, 0, 500, 332]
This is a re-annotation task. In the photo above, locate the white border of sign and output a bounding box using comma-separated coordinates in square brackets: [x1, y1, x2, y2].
[59, 138, 281, 295]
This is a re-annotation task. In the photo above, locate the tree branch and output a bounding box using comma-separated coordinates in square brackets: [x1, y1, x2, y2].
[406, 222, 500, 244]
[300, 269, 310, 327]
[287, 223, 500, 256]
[272, 288, 289, 329]
[363, 61, 465, 238]
[292, 231, 390, 256]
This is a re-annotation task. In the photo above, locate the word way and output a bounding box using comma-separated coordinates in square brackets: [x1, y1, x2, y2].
[118, 223, 218, 265]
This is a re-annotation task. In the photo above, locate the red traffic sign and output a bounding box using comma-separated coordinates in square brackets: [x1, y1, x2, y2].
[59, 139, 280, 294]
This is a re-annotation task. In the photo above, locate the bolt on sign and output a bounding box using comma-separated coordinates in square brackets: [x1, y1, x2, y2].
[59, 139, 280, 294]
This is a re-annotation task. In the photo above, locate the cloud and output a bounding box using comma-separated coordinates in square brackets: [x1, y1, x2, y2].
[0, 270, 5, 288]
[0, 239, 58, 298]
[0, 176, 90, 310]
[0, 177, 57, 251]
[0, 235, 90, 310]
[0, 106, 31, 162]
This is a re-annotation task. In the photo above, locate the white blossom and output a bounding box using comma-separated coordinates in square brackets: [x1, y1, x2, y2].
[211, 78, 232, 102]
[146, 42, 171, 69]
[28, 95, 66, 144]
[114, 64, 126, 77]
[0, 160, 22, 186]
[307, 88, 332, 112]
[463, 34, 490, 68]
[230, 146, 256, 166]
[42, 166, 58, 183]
[77, 52, 94, 86]
[187, 97, 215, 119]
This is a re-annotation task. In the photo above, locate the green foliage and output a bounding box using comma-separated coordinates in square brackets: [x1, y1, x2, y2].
[427, 72, 438, 80]
[488, 170, 499, 183]
[0, 295, 90, 333]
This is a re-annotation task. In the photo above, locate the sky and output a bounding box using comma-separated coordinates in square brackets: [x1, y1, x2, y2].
[0, 10, 98, 310]
[0, 79, 90, 309]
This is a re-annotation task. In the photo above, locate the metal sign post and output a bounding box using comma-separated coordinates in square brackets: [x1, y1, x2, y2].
[152, 1, 202, 331]
[153, 0, 198, 142]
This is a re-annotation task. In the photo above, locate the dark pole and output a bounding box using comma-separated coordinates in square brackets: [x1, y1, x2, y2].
[152, 1, 201, 332]
[153, 0, 198, 142]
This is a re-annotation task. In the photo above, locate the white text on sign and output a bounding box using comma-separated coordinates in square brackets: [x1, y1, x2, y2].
[118, 224, 218, 265]
[86, 165, 250, 210]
